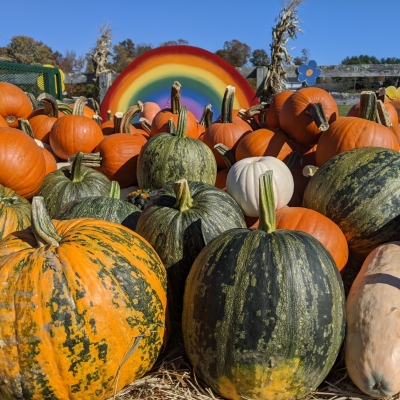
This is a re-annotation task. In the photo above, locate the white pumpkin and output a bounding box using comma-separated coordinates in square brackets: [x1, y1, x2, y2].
[226, 156, 294, 217]
[345, 242, 400, 398]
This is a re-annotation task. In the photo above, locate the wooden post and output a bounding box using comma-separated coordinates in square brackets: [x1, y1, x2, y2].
[256, 67, 268, 96]
[99, 72, 113, 104]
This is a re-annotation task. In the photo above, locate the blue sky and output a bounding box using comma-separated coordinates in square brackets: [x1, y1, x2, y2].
[0, 0, 398, 66]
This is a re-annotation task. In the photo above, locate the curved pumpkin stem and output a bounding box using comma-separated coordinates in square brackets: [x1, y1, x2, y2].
[31, 196, 62, 247]
[220, 86, 236, 124]
[303, 165, 319, 177]
[121, 103, 142, 133]
[18, 118, 35, 139]
[175, 107, 188, 139]
[37, 93, 59, 118]
[174, 179, 193, 212]
[258, 171, 276, 234]
[139, 117, 152, 135]
[237, 108, 261, 130]
[171, 81, 182, 114]
[214, 143, 236, 171]
[92, 114, 102, 126]
[304, 102, 329, 131]
[377, 100, 392, 127]
[25, 92, 39, 110]
[198, 104, 214, 128]
[359, 91, 377, 121]
[72, 96, 89, 116]
[109, 181, 121, 199]
[56, 100, 73, 115]
[88, 98, 100, 115]
[68, 152, 102, 168]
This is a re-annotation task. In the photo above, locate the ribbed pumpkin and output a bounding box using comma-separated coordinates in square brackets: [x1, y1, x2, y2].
[0, 196, 167, 399]
[49, 97, 103, 160]
[0, 126, 46, 199]
[182, 171, 346, 400]
[202, 86, 252, 169]
[279, 87, 338, 146]
[37, 152, 112, 218]
[0, 82, 32, 128]
[303, 147, 400, 267]
[54, 181, 141, 231]
[135, 178, 246, 308]
[139, 100, 161, 123]
[0, 183, 31, 240]
[137, 106, 217, 190]
[345, 242, 400, 398]
[265, 90, 294, 129]
[150, 81, 198, 138]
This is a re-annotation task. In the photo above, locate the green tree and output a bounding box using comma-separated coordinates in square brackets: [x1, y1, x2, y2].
[54, 50, 85, 73]
[293, 48, 310, 65]
[249, 49, 270, 66]
[341, 55, 380, 65]
[215, 39, 251, 67]
[136, 44, 153, 57]
[159, 39, 189, 46]
[5, 36, 55, 65]
[112, 39, 136, 72]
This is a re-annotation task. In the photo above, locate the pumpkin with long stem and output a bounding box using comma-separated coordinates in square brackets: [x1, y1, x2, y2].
[182, 171, 345, 400]
[0, 196, 167, 399]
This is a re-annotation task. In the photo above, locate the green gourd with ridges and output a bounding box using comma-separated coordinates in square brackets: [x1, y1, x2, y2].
[182, 171, 346, 400]
[54, 181, 141, 231]
[37, 152, 112, 218]
[136, 106, 217, 190]
[135, 178, 246, 308]
[303, 147, 400, 266]
[0, 184, 31, 240]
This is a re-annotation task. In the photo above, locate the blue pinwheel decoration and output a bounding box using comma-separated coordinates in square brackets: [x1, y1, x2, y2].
[296, 60, 322, 86]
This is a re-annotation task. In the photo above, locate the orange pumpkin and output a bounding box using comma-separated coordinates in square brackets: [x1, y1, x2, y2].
[0, 82, 32, 128]
[279, 87, 338, 146]
[139, 100, 161, 123]
[0, 114, 8, 127]
[266, 90, 294, 129]
[0, 127, 46, 198]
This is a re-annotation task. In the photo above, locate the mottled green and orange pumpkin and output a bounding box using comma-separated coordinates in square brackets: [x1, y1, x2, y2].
[0, 196, 167, 399]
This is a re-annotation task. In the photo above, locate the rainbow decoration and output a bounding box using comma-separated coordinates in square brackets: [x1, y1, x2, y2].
[100, 45, 259, 122]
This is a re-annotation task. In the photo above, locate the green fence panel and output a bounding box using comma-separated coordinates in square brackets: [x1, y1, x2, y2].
[0, 62, 63, 100]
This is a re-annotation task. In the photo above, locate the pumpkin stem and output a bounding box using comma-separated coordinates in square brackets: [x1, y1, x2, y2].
[68, 152, 102, 168]
[109, 181, 121, 199]
[171, 81, 182, 114]
[72, 96, 88, 116]
[303, 165, 319, 177]
[198, 104, 214, 128]
[113, 111, 124, 133]
[304, 102, 329, 131]
[359, 91, 377, 121]
[214, 143, 236, 171]
[175, 107, 188, 139]
[70, 152, 86, 182]
[18, 118, 35, 139]
[139, 117, 152, 135]
[31, 196, 61, 247]
[88, 98, 100, 115]
[285, 151, 302, 172]
[221, 86, 236, 124]
[376, 100, 392, 127]
[92, 114, 102, 126]
[237, 108, 261, 130]
[37, 93, 59, 118]
[258, 171, 276, 234]
[25, 92, 39, 110]
[167, 118, 176, 134]
[107, 110, 112, 121]
[174, 179, 193, 212]
[121, 103, 142, 133]
[56, 100, 73, 115]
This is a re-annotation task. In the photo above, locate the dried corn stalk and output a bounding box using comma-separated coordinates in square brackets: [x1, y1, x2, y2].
[257, 0, 305, 102]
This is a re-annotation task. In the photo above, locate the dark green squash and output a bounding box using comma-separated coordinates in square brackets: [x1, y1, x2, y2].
[136, 106, 217, 189]
[303, 147, 400, 267]
[36, 152, 111, 218]
[182, 171, 345, 400]
[126, 188, 159, 211]
[135, 178, 246, 309]
[54, 181, 141, 231]
[0, 183, 31, 240]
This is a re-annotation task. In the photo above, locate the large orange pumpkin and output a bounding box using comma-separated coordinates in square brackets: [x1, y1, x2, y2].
[0, 82, 32, 128]
[0, 126, 46, 199]
[266, 90, 294, 129]
[0, 196, 167, 399]
[279, 87, 338, 146]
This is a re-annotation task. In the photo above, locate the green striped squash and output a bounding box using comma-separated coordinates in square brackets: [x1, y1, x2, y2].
[37, 152, 111, 218]
[136, 106, 217, 190]
[0, 184, 31, 240]
[135, 178, 246, 309]
[182, 171, 345, 400]
[54, 181, 141, 231]
[303, 147, 400, 266]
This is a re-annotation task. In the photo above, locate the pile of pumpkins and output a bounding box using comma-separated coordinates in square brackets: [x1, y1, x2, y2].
[0, 79, 400, 400]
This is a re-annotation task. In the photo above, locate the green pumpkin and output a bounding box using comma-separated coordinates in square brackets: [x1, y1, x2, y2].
[182, 171, 346, 400]
[135, 178, 246, 309]
[303, 147, 400, 267]
[0, 184, 31, 240]
[54, 181, 141, 231]
[136, 106, 217, 189]
[37, 152, 111, 218]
